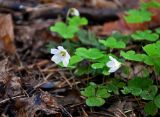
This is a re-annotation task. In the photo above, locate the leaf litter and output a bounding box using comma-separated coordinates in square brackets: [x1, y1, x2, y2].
[0, 0, 160, 117]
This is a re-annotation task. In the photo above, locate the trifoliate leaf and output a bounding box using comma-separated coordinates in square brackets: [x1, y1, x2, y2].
[130, 87, 142, 96]
[143, 41, 160, 56]
[144, 101, 158, 116]
[77, 29, 103, 49]
[128, 77, 153, 90]
[131, 30, 159, 41]
[75, 48, 105, 60]
[68, 16, 88, 27]
[141, 0, 160, 9]
[140, 85, 158, 100]
[155, 27, 160, 34]
[99, 37, 126, 49]
[68, 55, 83, 67]
[81, 85, 96, 97]
[120, 50, 145, 62]
[96, 88, 110, 98]
[50, 22, 78, 39]
[91, 63, 105, 69]
[86, 97, 105, 107]
[124, 9, 152, 23]
[143, 41, 160, 74]
[121, 86, 131, 94]
[106, 83, 119, 94]
[154, 95, 160, 108]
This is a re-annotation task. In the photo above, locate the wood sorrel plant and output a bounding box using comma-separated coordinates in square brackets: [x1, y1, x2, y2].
[49, 2, 160, 116]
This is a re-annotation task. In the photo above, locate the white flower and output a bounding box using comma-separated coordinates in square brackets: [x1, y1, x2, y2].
[51, 46, 70, 67]
[106, 56, 121, 73]
[69, 8, 80, 16]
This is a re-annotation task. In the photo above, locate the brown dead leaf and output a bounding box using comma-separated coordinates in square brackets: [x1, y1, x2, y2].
[0, 14, 16, 54]
[15, 92, 61, 117]
[102, 1, 160, 35]
[102, 14, 148, 35]
[86, 0, 118, 8]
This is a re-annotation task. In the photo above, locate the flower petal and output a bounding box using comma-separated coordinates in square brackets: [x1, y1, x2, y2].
[65, 52, 71, 60]
[51, 49, 59, 54]
[51, 55, 61, 64]
[109, 56, 114, 61]
[58, 46, 65, 51]
[62, 57, 69, 67]
[108, 67, 117, 73]
[106, 61, 115, 68]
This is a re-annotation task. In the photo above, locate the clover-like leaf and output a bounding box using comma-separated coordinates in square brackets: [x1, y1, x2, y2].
[154, 95, 160, 108]
[128, 77, 153, 90]
[121, 86, 142, 96]
[131, 30, 159, 41]
[140, 85, 158, 100]
[68, 55, 83, 67]
[155, 27, 160, 34]
[75, 48, 105, 60]
[99, 37, 126, 49]
[124, 9, 152, 23]
[121, 86, 131, 95]
[96, 88, 110, 98]
[68, 16, 88, 27]
[144, 101, 158, 116]
[141, 0, 160, 9]
[143, 41, 160, 74]
[130, 87, 142, 96]
[77, 29, 103, 49]
[143, 41, 160, 56]
[120, 50, 146, 62]
[50, 22, 78, 39]
[86, 97, 105, 107]
[91, 63, 105, 69]
[81, 85, 96, 97]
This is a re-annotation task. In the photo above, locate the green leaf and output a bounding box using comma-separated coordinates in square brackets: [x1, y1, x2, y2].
[120, 50, 146, 62]
[75, 65, 92, 76]
[50, 22, 78, 39]
[121, 86, 131, 94]
[96, 88, 110, 98]
[102, 68, 109, 75]
[144, 101, 158, 116]
[131, 30, 159, 41]
[68, 55, 83, 67]
[128, 77, 153, 90]
[106, 80, 125, 95]
[154, 95, 160, 108]
[99, 37, 126, 49]
[121, 86, 142, 96]
[143, 55, 154, 65]
[140, 85, 158, 100]
[130, 87, 142, 96]
[68, 16, 88, 27]
[75, 48, 105, 60]
[141, 0, 160, 9]
[86, 97, 105, 107]
[91, 63, 105, 69]
[155, 27, 160, 34]
[77, 29, 104, 49]
[143, 41, 160, 56]
[106, 84, 119, 94]
[81, 85, 96, 97]
[143, 41, 160, 73]
[111, 32, 130, 43]
[124, 9, 152, 23]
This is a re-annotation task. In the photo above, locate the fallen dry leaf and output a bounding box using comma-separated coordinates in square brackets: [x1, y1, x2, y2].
[0, 14, 16, 54]
[102, 1, 160, 35]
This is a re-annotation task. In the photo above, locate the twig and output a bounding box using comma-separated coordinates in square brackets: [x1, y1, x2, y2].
[58, 71, 72, 88]
[0, 95, 26, 104]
